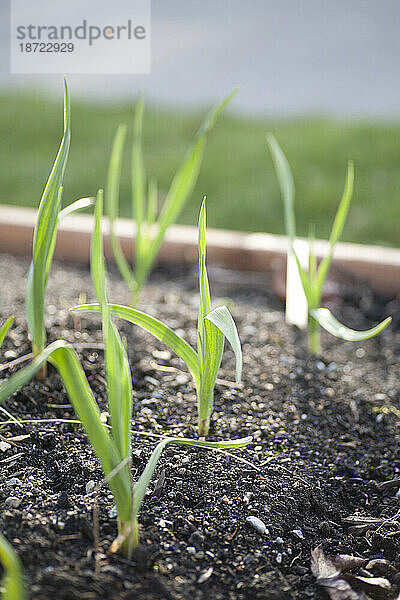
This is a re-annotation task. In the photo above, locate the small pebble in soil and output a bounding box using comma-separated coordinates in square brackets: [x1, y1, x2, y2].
[188, 530, 204, 549]
[291, 529, 305, 540]
[4, 496, 21, 509]
[246, 516, 269, 535]
[0, 442, 11, 452]
[56, 491, 69, 508]
[318, 521, 331, 536]
[276, 553, 283, 564]
[243, 491, 253, 504]
[275, 537, 284, 544]
[6, 477, 22, 487]
[108, 505, 117, 518]
[85, 480, 96, 495]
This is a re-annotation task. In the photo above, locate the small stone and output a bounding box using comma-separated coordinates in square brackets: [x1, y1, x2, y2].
[0, 442, 11, 452]
[4, 350, 17, 360]
[158, 519, 172, 529]
[181, 457, 190, 465]
[175, 374, 189, 386]
[108, 505, 117, 518]
[6, 477, 22, 487]
[275, 537, 284, 544]
[198, 566, 213, 584]
[291, 528, 305, 540]
[85, 480, 96, 495]
[376, 414, 384, 423]
[319, 521, 331, 536]
[4, 496, 21, 509]
[187, 546, 196, 555]
[276, 552, 283, 564]
[188, 530, 204, 549]
[56, 491, 69, 508]
[246, 516, 268, 535]
[152, 350, 171, 361]
[243, 492, 253, 504]
[315, 361, 325, 371]
[144, 376, 159, 387]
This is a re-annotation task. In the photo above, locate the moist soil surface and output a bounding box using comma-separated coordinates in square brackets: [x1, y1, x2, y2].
[0, 253, 400, 600]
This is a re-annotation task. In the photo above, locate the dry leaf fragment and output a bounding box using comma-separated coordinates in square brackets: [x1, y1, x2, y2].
[365, 559, 395, 576]
[311, 546, 371, 600]
[344, 575, 391, 599]
[153, 469, 166, 497]
[331, 555, 366, 572]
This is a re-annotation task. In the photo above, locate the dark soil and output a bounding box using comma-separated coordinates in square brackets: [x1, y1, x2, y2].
[0, 253, 399, 600]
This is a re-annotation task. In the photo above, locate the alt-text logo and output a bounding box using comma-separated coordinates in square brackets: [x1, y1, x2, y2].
[10, 0, 151, 74]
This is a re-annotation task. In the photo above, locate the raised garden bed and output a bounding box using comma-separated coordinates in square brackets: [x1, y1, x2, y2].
[0, 252, 399, 599]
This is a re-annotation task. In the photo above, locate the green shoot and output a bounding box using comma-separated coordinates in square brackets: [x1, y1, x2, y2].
[0, 534, 27, 600]
[72, 198, 242, 437]
[0, 193, 251, 556]
[0, 318, 14, 348]
[26, 79, 94, 379]
[266, 133, 391, 354]
[26, 78, 71, 377]
[106, 91, 238, 306]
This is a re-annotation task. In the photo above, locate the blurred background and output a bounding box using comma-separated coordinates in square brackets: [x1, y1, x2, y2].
[1, 0, 399, 246]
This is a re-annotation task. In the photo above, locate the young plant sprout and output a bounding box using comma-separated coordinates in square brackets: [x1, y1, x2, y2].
[266, 133, 391, 354]
[26, 79, 93, 379]
[107, 91, 237, 306]
[0, 192, 251, 557]
[72, 198, 242, 437]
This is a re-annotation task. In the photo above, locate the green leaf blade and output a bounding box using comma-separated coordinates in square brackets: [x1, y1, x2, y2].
[145, 91, 237, 275]
[70, 303, 200, 389]
[315, 161, 354, 294]
[106, 124, 136, 293]
[27, 79, 71, 353]
[205, 305, 242, 383]
[310, 308, 391, 341]
[0, 317, 14, 348]
[58, 197, 95, 221]
[266, 133, 296, 243]
[91, 191, 133, 462]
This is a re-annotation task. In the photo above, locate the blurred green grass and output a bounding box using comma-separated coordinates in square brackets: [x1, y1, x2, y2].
[1, 90, 399, 247]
